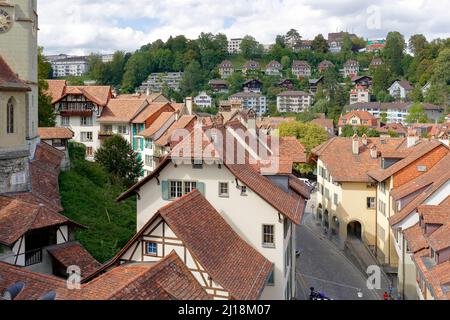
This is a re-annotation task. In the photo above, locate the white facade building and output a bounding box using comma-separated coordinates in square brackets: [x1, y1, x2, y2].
[277, 91, 313, 113]
[51, 56, 90, 78]
[194, 91, 213, 109]
[228, 38, 243, 54]
[350, 86, 370, 104]
[229, 92, 267, 116]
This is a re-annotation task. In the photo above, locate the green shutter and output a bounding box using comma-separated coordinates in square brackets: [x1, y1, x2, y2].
[132, 138, 136, 150]
[196, 182, 205, 196]
[140, 138, 144, 151]
[133, 124, 137, 135]
[162, 181, 169, 200]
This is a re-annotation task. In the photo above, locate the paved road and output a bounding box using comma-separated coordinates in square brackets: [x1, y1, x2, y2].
[295, 195, 381, 300]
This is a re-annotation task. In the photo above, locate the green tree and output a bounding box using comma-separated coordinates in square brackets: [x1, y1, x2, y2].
[405, 103, 429, 124]
[180, 60, 205, 97]
[240, 35, 264, 59]
[383, 31, 406, 76]
[94, 135, 143, 186]
[408, 34, 428, 56]
[408, 85, 424, 102]
[37, 47, 55, 127]
[311, 34, 329, 54]
[340, 124, 355, 137]
[372, 63, 392, 96]
[227, 72, 245, 94]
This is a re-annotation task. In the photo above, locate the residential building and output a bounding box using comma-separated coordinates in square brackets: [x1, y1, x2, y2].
[342, 59, 360, 78]
[109, 124, 310, 299]
[369, 148, 450, 299]
[370, 57, 384, 69]
[243, 79, 263, 93]
[338, 111, 379, 135]
[100, 54, 114, 63]
[242, 60, 260, 75]
[278, 79, 295, 90]
[265, 60, 282, 76]
[46, 80, 113, 160]
[351, 75, 373, 89]
[50, 56, 89, 78]
[318, 60, 334, 72]
[389, 80, 414, 100]
[139, 72, 183, 93]
[350, 86, 370, 104]
[277, 91, 313, 113]
[347, 102, 411, 124]
[309, 77, 324, 95]
[218, 60, 234, 79]
[37, 127, 74, 170]
[376, 123, 408, 137]
[228, 38, 243, 54]
[292, 60, 311, 78]
[298, 40, 312, 50]
[229, 92, 267, 116]
[367, 39, 386, 52]
[219, 99, 244, 113]
[194, 91, 213, 109]
[258, 117, 296, 136]
[311, 118, 335, 137]
[328, 32, 357, 53]
[209, 79, 229, 93]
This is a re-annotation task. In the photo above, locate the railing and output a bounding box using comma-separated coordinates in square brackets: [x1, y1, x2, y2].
[24, 248, 43, 266]
[98, 131, 114, 139]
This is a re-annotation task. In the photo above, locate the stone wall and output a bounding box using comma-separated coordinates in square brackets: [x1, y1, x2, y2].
[0, 151, 31, 194]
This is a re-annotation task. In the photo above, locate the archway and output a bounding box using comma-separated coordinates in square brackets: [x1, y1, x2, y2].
[317, 204, 323, 221]
[331, 216, 339, 235]
[324, 210, 329, 228]
[347, 221, 362, 239]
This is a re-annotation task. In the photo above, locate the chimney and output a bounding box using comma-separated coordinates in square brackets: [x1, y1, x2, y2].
[352, 134, 359, 155]
[361, 134, 368, 146]
[407, 130, 418, 148]
[246, 110, 257, 132]
[186, 97, 193, 116]
[146, 87, 150, 96]
[370, 144, 378, 159]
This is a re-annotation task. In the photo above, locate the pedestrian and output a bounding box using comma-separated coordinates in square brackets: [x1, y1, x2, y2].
[383, 292, 389, 300]
[396, 292, 402, 300]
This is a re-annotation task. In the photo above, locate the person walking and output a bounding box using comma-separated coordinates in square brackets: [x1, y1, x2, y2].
[383, 292, 389, 300]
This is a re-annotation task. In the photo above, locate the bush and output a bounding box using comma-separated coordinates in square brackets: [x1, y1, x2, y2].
[68, 141, 86, 161]
[72, 160, 109, 187]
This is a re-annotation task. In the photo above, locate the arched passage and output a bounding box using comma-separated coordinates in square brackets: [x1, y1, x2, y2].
[347, 221, 362, 239]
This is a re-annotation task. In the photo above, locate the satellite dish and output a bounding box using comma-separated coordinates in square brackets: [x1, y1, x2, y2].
[3, 281, 25, 300]
[39, 291, 57, 300]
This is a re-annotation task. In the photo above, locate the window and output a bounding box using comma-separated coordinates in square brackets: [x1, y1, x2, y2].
[334, 193, 338, 205]
[378, 200, 386, 216]
[61, 116, 70, 127]
[145, 241, 157, 256]
[145, 138, 153, 149]
[380, 181, 386, 194]
[118, 126, 128, 134]
[240, 185, 247, 196]
[267, 266, 275, 286]
[367, 197, 376, 209]
[86, 147, 93, 157]
[417, 165, 427, 172]
[145, 155, 153, 167]
[324, 188, 330, 200]
[169, 181, 197, 199]
[7, 98, 14, 134]
[80, 116, 92, 126]
[262, 225, 275, 248]
[219, 182, 229, 197]
[102, 125, 112, 133]
[81, 132, 93, 142]
[192, 159, 203, 169]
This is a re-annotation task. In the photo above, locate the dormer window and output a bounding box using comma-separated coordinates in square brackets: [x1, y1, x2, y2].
[417, 165, 427, 172]
[240, 186, 247, 196]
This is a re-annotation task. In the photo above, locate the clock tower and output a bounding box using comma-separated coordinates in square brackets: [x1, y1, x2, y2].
[0, 0, 38, 194]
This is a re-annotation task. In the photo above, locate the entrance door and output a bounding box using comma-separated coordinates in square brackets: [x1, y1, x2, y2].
[347, 221, 362, 239]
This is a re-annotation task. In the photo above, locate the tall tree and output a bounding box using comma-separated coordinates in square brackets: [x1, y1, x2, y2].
[405, 103, 429, 124]
[372, 63, 392, 97]
[285, 29, 302, 50]
[240, 35, 264, 59]
[94, 135, 143, 186]
[408, 34, 428, 56]
[311, 34, 329, 54]
[180, 60, 204, 96]
[37, 47, 55, 127]
[383, 31, 406, 76]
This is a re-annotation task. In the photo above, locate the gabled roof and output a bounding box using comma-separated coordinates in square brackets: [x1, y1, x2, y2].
[391, 80, 414, 90]
[278, 90, 310, 97]
[344, 59, 359, 67]
[131, 102, 173, 124]
[279, 136, 307, 163]
[243, 60, 260, 69]
[139, 112, 175, 138]
[98, 99, 148, 123]
[38, 127, 74, 140]
[154, 115, 197, 147]
[53, 85, 112, 107]
[0, 55, 30, 91]
[403, 223, 428, 253]
[292, 60, 310, 68]
[45, 80, 67, 103]
[368, 140, 447, 182]
[338, 110, 377, 127]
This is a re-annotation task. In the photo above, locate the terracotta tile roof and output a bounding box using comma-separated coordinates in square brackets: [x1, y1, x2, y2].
[312, 137, 406, 183]
[403, 223, 428, 253]
[53, 86, 112, 107]
[139, 112, 175, 138]
[154, 115, 196, 147]
[413, 254, 450, 300]
[311, 118, 335, 130]
[98, 99, 147, 123]
[377, 123, 407, 135]
[427, 222, 450, 252]
[338, 110, 378, 127]
[292, 60, 310, 68]
[395, 80, 414, 90]
[38, 127, 74, 140]
[0, 253, 209, 300]
[419, 205, 450, 226]
[47, 242, 102, 278]
[368, 140, 447, 182]
[44, 80, 67, 103]
[0, 55, 30, 91]
[157, 190, 273, 300]
[257, 117, 296, 130]
[389, 170, 450, 226]
[390, 154, 450, 201]
[131, 102, 173, 123]
[279, 136, 307, 163]
[0, 196, 81, 246]
[318, 60, 334, 69]
[289, 175, 312, 199]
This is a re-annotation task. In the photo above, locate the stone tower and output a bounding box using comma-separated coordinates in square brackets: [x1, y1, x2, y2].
[0, 0, 38, 193]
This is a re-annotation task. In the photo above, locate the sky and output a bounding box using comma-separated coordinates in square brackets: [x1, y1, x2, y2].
[39, 0, 450, 55]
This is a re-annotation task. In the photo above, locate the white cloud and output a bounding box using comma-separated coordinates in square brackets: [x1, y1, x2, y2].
[39, 0, 450, 55]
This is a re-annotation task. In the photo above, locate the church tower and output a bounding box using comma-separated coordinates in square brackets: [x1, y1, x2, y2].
[0, 0, 38, 193]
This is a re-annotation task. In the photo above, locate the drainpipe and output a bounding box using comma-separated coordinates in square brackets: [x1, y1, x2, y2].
[375, 184, 378, 258]
[388, 193, 391, 266]
[402, 234, 406, 299]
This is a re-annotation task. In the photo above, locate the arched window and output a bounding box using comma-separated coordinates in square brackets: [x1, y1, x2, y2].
[7, 97, 14, 134]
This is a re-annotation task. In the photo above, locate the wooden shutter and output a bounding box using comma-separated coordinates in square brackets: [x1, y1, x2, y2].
[162, 181, 169, 200]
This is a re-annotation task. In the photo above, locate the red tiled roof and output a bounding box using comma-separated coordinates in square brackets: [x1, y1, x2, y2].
[403, 223, 428, 253]
[47, 242, 102, 278]
[45, 80, 67, 103]
[412, 254, 450, 300]
[131, 102, 173, 124]
[157, 190, 273, 300]
[311, 118, 335, 130]
[338, 110, 378, 127]
[0, 55, 30, 91]
[38, 127, 74, 140]
[139, 112, 175, 138]
[53, 86, 112, 107]
[98, 99, 147, 123]
[155, 115, 196, 147]
[279, 137, 307, 164]
[289, 175, 312, 199]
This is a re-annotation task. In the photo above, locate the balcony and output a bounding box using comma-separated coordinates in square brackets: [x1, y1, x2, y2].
[60, 110, 93, 117]
[98, 131, 114, 139]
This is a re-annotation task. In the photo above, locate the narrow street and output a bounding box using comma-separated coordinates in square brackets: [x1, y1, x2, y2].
[295, 193, 381, 300]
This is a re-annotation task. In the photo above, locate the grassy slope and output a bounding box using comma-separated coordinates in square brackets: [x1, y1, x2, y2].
[59, 170, 136, 263]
